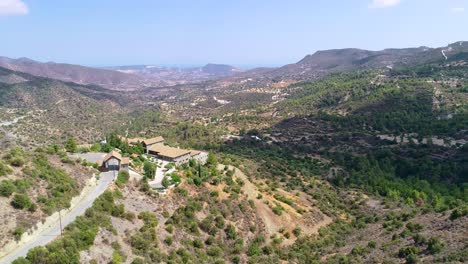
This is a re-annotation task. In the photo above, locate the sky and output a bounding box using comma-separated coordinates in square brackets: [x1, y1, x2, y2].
[1, 0, 467, 67]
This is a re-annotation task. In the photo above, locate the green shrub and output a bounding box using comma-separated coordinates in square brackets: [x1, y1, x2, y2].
[205, 236, 215, 245]
[11, 257, 30, 264]
[427, 237, 445, 254]
[406, 222, 424, 232]
[138, 211, 159, 229]
[399, 246, 419, 258]
[351, 246, 367, 256]
[272, 205, 283, 216]
[247, 242, 262, 256]
[131, 258, 144, 264]
[207, 246, 223, 257]
[165, 224, 174, 233]
[164, 236, 173, 246]
[13, 227, 25, 241]
[293, 227, 302, 237]
[0, 161, 12, 176]
[225, 224, 237, 240]
[0, 180, 15, 197]
[13, 179, 31, 193]
[90, 143, 102, 152]
[406, 253, 419, 264]
[143, 161, 156, 179]
[64, 138, 77, 153]
[9, 157, 25, 167]
[3, 148, 25, 167]
[171, 174, 181, 184]
[116, 170, 130, 187]
[162, 176, 170, 188]
[77, 147, 90, 153]
[231, 256, 240, 264]
[111, 250, 124, 264]
[11, 194, 32, 209]
[413, 234, 427, 245]
[164, 163, 175, 170]
[450, 207, 467, 220]
[193, 238, 203, 248]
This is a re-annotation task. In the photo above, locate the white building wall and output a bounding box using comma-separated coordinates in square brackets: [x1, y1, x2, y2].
[192, 152, 208, 165]
[173, 154, 191, 166]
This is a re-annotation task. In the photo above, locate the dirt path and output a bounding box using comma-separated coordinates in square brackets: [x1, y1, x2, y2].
[441, 49, 448, 60]
[0, 116, 26, 127]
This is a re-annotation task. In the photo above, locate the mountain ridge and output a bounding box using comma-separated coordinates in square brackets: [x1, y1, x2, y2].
[229, 41, 468, 84]
[0, 56, 159, 91]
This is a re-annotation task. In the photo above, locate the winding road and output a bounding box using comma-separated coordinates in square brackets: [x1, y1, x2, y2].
[0, 116, 25, 141]
[0, 171, 115, 264]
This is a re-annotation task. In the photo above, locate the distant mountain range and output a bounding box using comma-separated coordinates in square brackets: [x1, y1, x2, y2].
[0, 56, 244, 90]
[0, 57, 160, 91]
[1, 41, 467, 91]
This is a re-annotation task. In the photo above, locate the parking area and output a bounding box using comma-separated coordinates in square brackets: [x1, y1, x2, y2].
[69, 152, 107, 164]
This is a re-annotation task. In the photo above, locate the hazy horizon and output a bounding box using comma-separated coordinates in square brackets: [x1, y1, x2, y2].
[4, 39, 467, 70]
[1, 0, 467, 66]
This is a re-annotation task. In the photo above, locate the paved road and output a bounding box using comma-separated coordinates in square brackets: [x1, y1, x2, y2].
[0, 172, 115, 264]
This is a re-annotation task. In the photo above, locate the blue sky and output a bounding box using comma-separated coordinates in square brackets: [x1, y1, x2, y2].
[1, 0, 467, 67]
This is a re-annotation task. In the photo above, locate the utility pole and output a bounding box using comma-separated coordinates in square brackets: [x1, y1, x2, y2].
[59, 211, 63, 236]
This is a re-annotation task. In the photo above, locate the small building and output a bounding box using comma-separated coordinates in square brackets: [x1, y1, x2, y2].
[119, 136, 165, 153]
[100, 151, 129, 171]
[126, 137, 145, 146]
[148, 145, 191, 166]
[142, 137, 165, 153]
[189, 150, 208, 165]
[119, 136, 145, 146]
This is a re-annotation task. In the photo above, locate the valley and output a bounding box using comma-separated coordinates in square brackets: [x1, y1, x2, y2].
[0, 41, 467, 264]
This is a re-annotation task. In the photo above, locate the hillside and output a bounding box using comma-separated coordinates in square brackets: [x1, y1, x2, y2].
[0, 57, 158, 91]
[0, 42, 467, 264]
[215, 41, 468, 88]
[0, 66, 130, 145]
[201, 64, 242, 76]
[107, 63, 243, 85]
[0, 146, 98, 252]
[269, 41, 468, 81]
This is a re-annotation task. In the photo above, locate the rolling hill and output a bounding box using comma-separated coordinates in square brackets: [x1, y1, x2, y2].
[0, 57, 158, 91]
